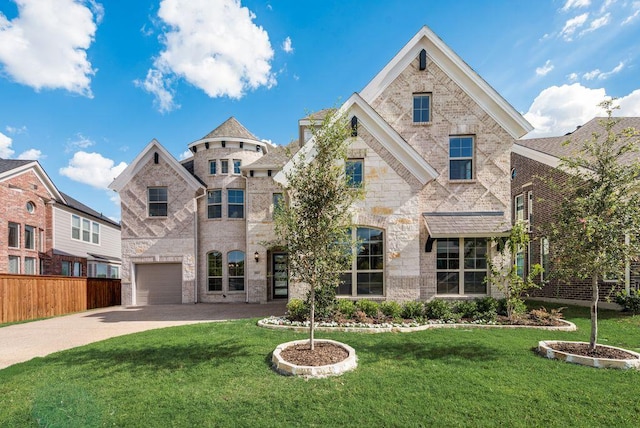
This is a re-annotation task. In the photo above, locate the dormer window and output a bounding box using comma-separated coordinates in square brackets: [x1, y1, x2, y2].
[413, 93, 431, 123]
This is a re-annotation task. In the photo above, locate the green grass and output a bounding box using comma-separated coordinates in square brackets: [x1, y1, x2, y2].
[1, 303, 639, 427]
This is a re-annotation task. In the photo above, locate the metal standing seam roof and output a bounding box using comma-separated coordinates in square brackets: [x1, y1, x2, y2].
[423, 212, 510, 237]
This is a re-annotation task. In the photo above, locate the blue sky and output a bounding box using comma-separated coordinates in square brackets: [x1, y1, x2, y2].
[1, 0, 639, 221]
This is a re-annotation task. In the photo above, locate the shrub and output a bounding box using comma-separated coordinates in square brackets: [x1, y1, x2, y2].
[336, 299, 356, 318]
[307, 286, 337, 321]
[286, 298, 309, 321]
[355, 299, 380, 318]
[379, 301, 403, 319]
[474, 296, 499, 322]
[401, 300, 424, 320]
[615, 289, 640, 314]
[454, 300, 477, 319]
[424, 299, 458, 322]
[529, 306, 565, 323]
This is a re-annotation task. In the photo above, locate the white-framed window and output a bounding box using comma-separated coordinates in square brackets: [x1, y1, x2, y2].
[73, 261, 82, 277]
[516, 250, 525, 278]
[449, 136, 474, 180]
[148, 187, 168, 217]
[24, 225, 35, 250]
[61, 261, 71, 276]
[346, 159, 364, 187]
[24, 257, 36, 274]
[541, 237, 549, 282]
[515, 194, 524, 222]
[228, 250, 245, 291]
[8, 222, 20, 248]
[338, 227, 384, 296]
[233, 159, 242, 174]
[413, 93, 431, 123]
[207, 190, 222, 219]
[227, 189, 244, 219]
[436, 238, 487, 295]
[221, 159, 229, 174]
[72, 214, 100, 244]
[527, 191, 533, 231]
[209, 160, 217, 175]
[207, 251, 223, 291]
[8, 256, 20, 274]
[109, 265, 119, 279]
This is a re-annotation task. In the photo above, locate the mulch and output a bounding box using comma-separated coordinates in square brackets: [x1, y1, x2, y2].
[280, 342, 348, 366]
[550, 342, 639, 360]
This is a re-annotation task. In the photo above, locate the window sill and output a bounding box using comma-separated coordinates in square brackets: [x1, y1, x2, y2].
[448, 179, 476, 184]
[412, 122, 432, 126]
[436, 294, 487, 300]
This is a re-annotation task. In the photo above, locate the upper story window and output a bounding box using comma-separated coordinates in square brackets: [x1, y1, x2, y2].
[228, 189, 244, 219]
[26, 201, 35, 213]
[413, 93, 431, 123]
[8, 222, 20, 248]
[207, 190, 222, 219]
[515, 194, 524, 222]
[527, 191, 533, 231]
[272, 193, 284, 219]
[148, 187, 168, 217]
[449, 136, 474, 180]
[209, 160, 217, 175]
[221, 160, 229, 174]
[233, 159, 242, 174]
[25, 225, 35, 250]
[71, 214, 101, 244]
[346, 159, 364, 187]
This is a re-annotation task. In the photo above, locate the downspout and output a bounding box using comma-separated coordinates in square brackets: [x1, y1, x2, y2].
[193, 190, 207, 303]
[625, 233, 631, 295]
[242, 172, 250, 303]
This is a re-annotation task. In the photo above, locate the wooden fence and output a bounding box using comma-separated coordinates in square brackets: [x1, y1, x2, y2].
[0, 274, 121, 324]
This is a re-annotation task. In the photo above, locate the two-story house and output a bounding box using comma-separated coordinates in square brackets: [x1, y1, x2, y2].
[1, 158, 121, 277]
[110, 26, 532, 306]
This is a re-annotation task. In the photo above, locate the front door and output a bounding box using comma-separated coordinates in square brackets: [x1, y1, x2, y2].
[272, 252, 288, 299]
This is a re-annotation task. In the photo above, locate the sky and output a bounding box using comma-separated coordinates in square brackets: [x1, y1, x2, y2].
[1, 0, 639, 222]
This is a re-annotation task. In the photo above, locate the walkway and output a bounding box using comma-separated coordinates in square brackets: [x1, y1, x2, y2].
[0, 302, 287, 370]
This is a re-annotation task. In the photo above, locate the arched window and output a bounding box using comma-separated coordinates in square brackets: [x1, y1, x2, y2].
[338, 227, 384, 296]
[228, 251, 245, 291]
[208, 251, 222, 291]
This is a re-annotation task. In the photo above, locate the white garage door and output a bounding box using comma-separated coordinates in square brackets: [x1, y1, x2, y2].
[135, 263, 182, 305]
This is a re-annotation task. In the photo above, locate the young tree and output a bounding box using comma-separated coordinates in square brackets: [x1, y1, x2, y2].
[549, 101, 640, 351]
[486, 221, 542, 322]
[273, 108, 363, 350]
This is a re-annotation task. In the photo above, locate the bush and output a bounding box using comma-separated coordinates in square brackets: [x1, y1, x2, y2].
[474, 296, 499, 322]
[286, 298, 309, 322]
[454, 300, 477, 319]
[355, 299, 380, 318]
[424, 299, 458, 322]
[401, 300, 424, 320]
[336, 299, 356, 318]
[306, 286, 337, 321]
[615, 289, 640, 314]
[379, 301, 403, 319]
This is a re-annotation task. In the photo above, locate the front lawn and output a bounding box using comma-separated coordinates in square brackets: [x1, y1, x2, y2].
[1, 303, 639, 427]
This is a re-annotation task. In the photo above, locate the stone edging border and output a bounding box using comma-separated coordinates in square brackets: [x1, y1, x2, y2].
[537, 340, 640, 370]
[257, 318, 576, 333]
[272, 339, 358, 378]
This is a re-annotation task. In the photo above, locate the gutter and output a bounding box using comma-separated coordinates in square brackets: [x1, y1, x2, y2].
[193, 190, 207, 303]
[241, 172, 250, 303]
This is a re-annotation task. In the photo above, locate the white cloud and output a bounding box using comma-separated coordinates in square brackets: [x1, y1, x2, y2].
[5, 125, 27, 135]
[0, 0, 99, 96]
[536, 60, 554, 76]
[581, 12, 610, 34]
[178, 149, 192, 160]
[134, 69, 178, 114]
[282, 36, 293, 53]
[567, 72, 579, 81]
[60, 151, 128, 190]
[140, 0, 276, 112]
[65, 133, 95, 152]
[16, 148, 43, 160]
[561, 13, 589, 40]
[622, 2, 640, 25]
[583, 69, 601, 80]
[0, 131, 14, 158]
[523, 84, 640, 138]
[562, 0, 591, 11]
[582, 61, 624, 80]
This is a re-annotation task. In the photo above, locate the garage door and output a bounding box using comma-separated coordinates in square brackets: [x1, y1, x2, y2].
[135, 263, 182, 305]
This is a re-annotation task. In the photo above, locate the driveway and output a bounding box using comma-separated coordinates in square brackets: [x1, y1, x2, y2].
[0, 302, 287, 370]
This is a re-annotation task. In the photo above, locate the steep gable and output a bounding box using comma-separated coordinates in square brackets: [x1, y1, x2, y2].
[360, 26, 532, 139]
[201, 116, 260, 141]
[0, 158, 64, 201]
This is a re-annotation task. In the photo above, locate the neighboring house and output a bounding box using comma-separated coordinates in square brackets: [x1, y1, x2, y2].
[0, 158, 121, 277]
[511, 117, 640, 303]
[110, 26, 532, 306]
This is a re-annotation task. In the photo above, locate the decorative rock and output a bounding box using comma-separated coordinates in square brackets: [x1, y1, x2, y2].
[272, 339, 357, 378]
[538, 340, 640, 370]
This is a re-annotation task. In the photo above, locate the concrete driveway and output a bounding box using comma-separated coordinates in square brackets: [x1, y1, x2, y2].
[0, 302, 287, 370]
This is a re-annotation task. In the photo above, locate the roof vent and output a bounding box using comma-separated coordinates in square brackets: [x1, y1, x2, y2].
[351, 116, 358, 137]
[154, 152, 159, 164]
[419, 49, 427, 71]
[240, 142, 244, 149]
[222, 141, 226, 148]
[205, 142, 209, 149]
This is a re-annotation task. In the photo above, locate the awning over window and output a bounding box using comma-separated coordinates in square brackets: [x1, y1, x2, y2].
[423, 212, 510, 238]
[87, 253, 122, 263]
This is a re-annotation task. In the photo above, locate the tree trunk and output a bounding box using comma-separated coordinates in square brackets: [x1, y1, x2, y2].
[590, 274, 598, 351]
[309, 287, 315, 351]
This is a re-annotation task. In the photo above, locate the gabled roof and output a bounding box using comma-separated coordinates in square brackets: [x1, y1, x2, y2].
[275, 93, 439, 186]
[58, 192, 120, 227]
[245, 142, 299, 170]
[108, 139, 204, 193]
[423, 211, 510, 238]
[201, 116, 259, 141]
[0, 158, 65, 201]
[360, 26, 532, 139]
[514, 117, 640, 168]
